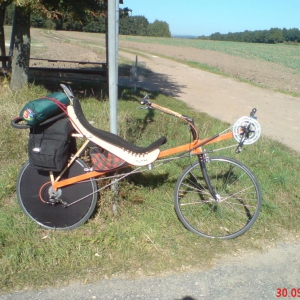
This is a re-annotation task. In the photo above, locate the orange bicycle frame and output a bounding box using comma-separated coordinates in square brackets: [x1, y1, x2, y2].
[52, 101, 234, 190]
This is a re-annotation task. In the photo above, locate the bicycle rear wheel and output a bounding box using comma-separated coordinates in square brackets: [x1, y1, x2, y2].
[174, 156, 262, 239]
[17, 158, 98, 230]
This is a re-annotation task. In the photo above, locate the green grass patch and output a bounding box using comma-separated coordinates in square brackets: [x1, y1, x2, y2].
[1, 83, 300, 292]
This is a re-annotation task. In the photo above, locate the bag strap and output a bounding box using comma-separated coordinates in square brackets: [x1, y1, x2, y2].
[43, 97, 68, 114]
[44, 96, 84, 136]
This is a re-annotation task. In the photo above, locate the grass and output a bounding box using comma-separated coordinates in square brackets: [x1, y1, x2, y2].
[1, 81, 300, 293]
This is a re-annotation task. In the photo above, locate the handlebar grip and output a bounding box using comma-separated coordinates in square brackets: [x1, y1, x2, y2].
[60, 83, 74, 99]
[11, 112, 67, 129]
[140, 95, 151, 106]
[11, 117, 32, 129]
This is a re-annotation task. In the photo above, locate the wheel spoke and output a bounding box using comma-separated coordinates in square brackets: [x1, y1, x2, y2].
[174, 156, 261, 239]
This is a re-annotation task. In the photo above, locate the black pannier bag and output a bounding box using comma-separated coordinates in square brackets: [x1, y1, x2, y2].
[28, 117, 75, 172]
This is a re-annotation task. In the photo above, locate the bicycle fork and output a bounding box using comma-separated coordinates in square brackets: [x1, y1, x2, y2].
[197, 153, 221, 202]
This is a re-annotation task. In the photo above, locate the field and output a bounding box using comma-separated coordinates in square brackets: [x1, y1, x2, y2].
[122, 35, 300, 72]
[24, 28, 300, 96]
[4, 26, 299, 95]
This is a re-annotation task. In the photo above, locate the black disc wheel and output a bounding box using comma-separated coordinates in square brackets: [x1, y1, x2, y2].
[174, 156, 262, 239]
[17, 158, 98, 230]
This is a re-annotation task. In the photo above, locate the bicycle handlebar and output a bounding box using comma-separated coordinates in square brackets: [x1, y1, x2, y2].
[139, 95, 183, 118]
[139, 95, 261, 151]
[60, 84, 75, 101]
[11, 113, 67, 129]
[139, 95, 199, 140]
[139, 95, 152, 108]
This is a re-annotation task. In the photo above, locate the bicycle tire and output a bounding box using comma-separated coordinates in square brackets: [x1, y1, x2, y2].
[17, 158, 98, 230]
[174, 156, 262, 239]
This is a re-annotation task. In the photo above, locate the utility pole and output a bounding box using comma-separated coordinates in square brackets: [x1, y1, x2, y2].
[108, 0, 119, 135]
[108, 0, 120, 214]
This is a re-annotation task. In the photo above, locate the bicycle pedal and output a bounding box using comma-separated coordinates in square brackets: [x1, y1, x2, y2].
[46, 199, 56, 206]
[57, 198, 68, 207]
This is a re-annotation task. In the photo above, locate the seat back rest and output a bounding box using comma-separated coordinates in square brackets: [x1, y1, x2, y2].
[67, 98, 164, 166]
[72, 97, 167, 153]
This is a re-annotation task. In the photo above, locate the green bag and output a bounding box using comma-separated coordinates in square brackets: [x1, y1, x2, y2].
[19, 92, 70, 126]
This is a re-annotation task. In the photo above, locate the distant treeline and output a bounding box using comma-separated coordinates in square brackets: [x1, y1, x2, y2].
[4, 4, 171, 38]
[198, 28, 300, 44]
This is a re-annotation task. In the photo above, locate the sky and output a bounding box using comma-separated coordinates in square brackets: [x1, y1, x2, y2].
[120, 0, 300, 36]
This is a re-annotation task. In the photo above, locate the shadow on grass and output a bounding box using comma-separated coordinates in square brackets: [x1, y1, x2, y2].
[119, 63, 187, 98]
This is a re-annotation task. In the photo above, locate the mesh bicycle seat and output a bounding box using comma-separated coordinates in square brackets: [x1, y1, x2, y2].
[72, 97, 167, 154]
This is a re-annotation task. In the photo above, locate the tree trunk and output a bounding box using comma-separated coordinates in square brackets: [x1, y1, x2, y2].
[0, 5, 6, 67]
[10, 6, 30, 90]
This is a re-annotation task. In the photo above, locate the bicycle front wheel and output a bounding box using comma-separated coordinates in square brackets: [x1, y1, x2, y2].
[17, 158, 98, 230]
[174, 156, 262, 239]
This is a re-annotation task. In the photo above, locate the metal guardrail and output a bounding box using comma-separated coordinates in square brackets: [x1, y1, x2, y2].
[29, 67, 107, 82]
[0, 56, 11, 63]
[30, 58, 106, 68]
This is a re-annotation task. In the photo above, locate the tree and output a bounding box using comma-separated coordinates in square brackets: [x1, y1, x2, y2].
[0, 0, 12, 67]
[147, 20, 171, 37]
[119, 15, 149, 36]
[4, 2, 14, 25]
[83, 17, 106, 33]
[267, 28, 283, 44]
[210, 32, 222, 41]
[285, 27, 300, 42]
[6, 0, 109, 89]
[9, 5, 31, 89]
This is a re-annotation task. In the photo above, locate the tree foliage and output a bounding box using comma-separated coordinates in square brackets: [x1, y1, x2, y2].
[119, 15, 149, 36]
[2, 1, 171, 89]
[4, 2, 171, 37]
[148, 20, 171, 37]
[2, 0, 117, 89]
[202, 27, 300, 44]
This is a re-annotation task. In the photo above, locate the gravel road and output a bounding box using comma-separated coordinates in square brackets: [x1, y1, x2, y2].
[1, 242, 299, 299]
